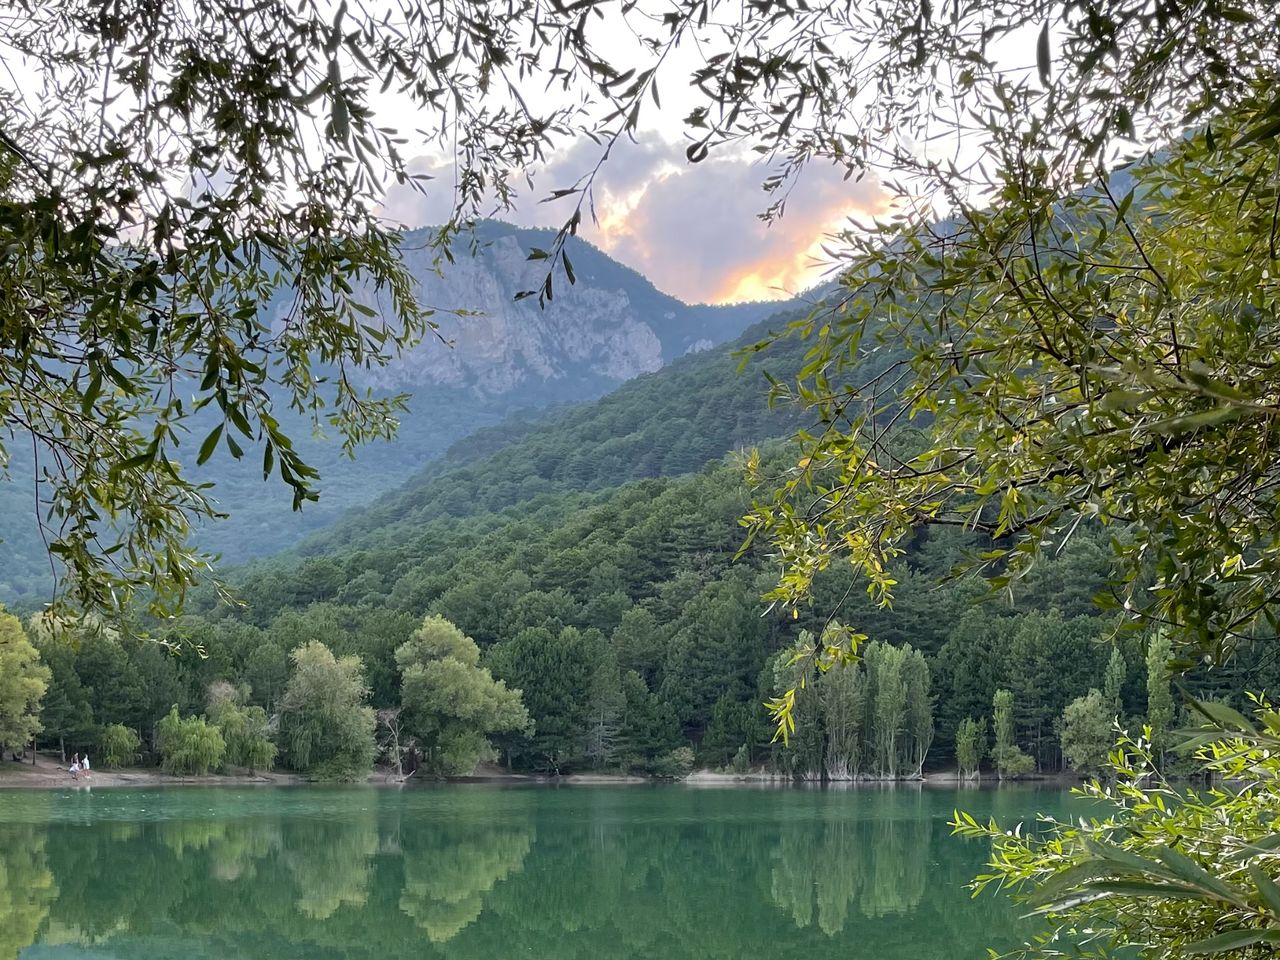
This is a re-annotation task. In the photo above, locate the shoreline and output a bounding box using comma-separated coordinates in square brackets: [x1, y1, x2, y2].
[1, 755, 1082, 791]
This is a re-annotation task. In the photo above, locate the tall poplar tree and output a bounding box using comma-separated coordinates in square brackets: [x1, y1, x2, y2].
[1145, 633, 1174, 766]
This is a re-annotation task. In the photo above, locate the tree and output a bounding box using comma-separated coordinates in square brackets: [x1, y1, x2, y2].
[615, 671, 681, 775]
[244, 643, 289, 712]
[1103, 648, 1127, 720]
[395, 616, 530, 776]
[207, 689, 277, 774]
[99, 724, 142, 770]
[739, 2, 1280, 666]
[16, 0, 1269, 621]
[612, 607, 666, 687]
[1146, 633, 1175, 768]
[277, 641, 375, 780]
[771, 646, 825, 781]
[1058, 691, 1113, 776]
[956, 715, 1280, 960]
[0, 611, 48, 755]
[583, 648, 625, 769]
[156, 707, 225, 776]
[701, 694, 765, 770]
[954, 718, 985, 781]
[871, 644, 907, 780]
[488, 626, 595, 773]
[902, 647, 934, 779]
[992, 690, 1034, 781]
[818, 657, 866, 781]
[24, 624, 90, 761]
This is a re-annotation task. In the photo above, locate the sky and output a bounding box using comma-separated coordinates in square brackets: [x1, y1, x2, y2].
[381, 137, 889, 305]
[379, 7, 1052, 306]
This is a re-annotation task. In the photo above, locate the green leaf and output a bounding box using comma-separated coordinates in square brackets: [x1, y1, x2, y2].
[1028, 860, 1120, 907]
[1146, 405, 1244, 436]
[1082, 879, 1210, 900]
[1185, 928, 1280, 954]
[197, 424, 223, 466]
[1233, 114, 1280, 149]
[1249, 865, 1280, 916]
[1155, 845, 1248, 905]
[1187, 698, 1258, 735]
[1083, 839, 1173, 879]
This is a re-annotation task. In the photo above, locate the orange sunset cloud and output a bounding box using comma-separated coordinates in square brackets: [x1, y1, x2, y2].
[382, 140, 889, 305]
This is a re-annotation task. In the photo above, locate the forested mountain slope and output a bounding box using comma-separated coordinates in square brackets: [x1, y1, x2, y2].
[34, 269, 1273, 780]
[121, 288, 1265, 778]
[0, 222, 785, 602]
[31, 168, 1263, 782]
[288, 302, 826, 557]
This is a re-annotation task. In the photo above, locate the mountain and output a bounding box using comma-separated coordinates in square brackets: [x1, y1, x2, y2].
[348, 220, 781, 396]
[0, 222, 787, 603]
[162, 296, 1141, 778]
[285, 301, 824, 559]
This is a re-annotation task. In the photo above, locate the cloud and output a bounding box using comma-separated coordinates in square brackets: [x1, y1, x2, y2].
[379, 139, 888, 304]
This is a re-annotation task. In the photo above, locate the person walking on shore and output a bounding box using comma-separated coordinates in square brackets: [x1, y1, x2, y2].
[81, 754, 91, 779]
[69, 753, 80, 780]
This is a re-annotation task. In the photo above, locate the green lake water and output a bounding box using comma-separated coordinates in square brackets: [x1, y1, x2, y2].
[0, 784, 1079, 960]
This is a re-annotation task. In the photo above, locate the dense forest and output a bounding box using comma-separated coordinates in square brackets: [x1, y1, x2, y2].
[2, 307, 1267, 782]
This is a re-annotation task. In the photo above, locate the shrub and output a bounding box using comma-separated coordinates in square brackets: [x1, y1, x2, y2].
[993, 744, 1036, 779]
[653, 746, 695, 779]
[729, 744, 751, 774]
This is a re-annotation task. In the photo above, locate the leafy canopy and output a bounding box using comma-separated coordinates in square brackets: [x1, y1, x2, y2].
[278, 640, 375, 780]
[955, 706, 1280, 959]
[0, 610, 48, 751]
[11, 0, 1276, 621]
[395, 615, 530, 776]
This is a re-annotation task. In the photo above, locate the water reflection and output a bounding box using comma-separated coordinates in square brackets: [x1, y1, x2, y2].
[771, 792, 932, 933]
[0, 820, 56, 960]
[0, 785, 1062, 960]
[399, 814, 532, 941]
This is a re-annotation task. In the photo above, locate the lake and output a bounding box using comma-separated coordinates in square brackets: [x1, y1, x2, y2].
[0, 784, 1078, 960]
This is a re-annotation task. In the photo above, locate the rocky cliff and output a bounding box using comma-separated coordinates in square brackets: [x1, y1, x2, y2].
[344, 222, 780, 400]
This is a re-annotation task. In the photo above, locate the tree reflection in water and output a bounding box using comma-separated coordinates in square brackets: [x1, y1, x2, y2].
[0, 785, 1059, 960]
[0, 818, 56, 960]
